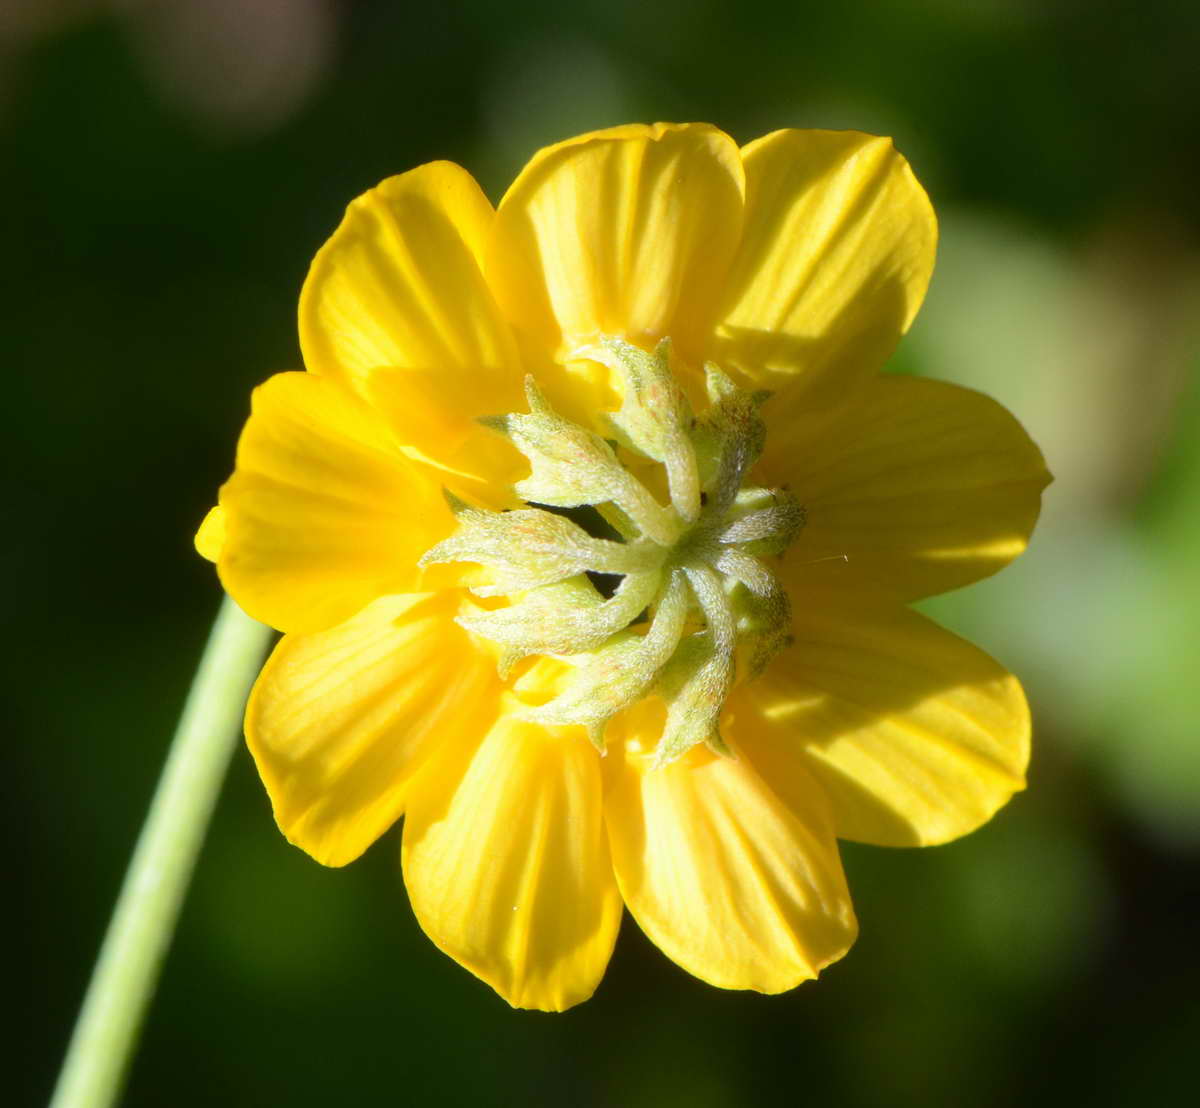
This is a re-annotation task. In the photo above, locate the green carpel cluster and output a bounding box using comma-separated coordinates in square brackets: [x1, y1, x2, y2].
[419, 339, 803, 765]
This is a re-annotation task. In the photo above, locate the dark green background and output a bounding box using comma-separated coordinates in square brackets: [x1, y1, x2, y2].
[13, 1, 1199, 1104]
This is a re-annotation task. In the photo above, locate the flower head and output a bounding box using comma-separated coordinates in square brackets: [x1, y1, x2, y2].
[198, 124, 1050, 1010]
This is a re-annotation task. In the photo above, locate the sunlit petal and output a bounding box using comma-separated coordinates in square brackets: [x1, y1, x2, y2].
[712, 129, 936, 422]
[403, 710, 622, 1011]
[218, 371, 453, 633]
[605, 705, 856, 992]
[300, 161, 525, 485]
[247, 592, 500, 866]
[194, 505, 226, 562]
[770, 373, 1051, 601]
[488, 122, 745, 367]
[736, 599, 1030, 847]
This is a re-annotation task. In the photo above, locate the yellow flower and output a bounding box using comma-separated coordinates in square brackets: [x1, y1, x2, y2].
[197, 123, 1050, 1010]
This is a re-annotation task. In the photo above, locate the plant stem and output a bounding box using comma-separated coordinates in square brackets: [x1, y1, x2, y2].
[50, 596, 273, 1108]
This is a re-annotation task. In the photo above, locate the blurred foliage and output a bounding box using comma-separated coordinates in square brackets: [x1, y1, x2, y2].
[9, 1, 1198, 1105]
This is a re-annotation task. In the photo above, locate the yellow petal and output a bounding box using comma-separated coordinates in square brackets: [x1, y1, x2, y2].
[219, 371, 453, 634]
[736, 599, 1030, 847]
[194, 505, 226, 562]
[402, 710, 622, 1011]
[604, 712, 857, 993]
[487, 123, 745, 366]
[360, 366, 526, 508]
[771, 373, 1051, 601]
[246, 593, 500, 867]
[711, 129, 936, 418]
[299, 161, 525, 482]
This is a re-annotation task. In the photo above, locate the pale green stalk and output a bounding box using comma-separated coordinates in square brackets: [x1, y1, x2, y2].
[50, 596, 272, 1108]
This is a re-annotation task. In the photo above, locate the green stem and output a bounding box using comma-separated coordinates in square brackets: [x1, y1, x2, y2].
[50, 596, 273, 1108]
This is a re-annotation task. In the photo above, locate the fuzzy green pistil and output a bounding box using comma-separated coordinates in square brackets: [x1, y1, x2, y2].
[419, 339, 803, 765]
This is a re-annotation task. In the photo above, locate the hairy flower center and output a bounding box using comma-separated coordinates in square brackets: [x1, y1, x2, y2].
[419, 338, 803, 765]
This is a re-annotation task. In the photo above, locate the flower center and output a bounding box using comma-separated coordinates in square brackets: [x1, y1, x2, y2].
[419, 338, 803, 765]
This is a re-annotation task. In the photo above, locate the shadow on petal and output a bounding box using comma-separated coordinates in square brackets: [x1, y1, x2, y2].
[732, 599, 1031, 848]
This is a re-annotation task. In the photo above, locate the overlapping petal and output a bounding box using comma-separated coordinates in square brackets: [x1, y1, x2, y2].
[768, 373, 1051, 601]
[402, 709, 622, 1010]
[194, 505, 226, 562]
[217, 371, 454, 633]
[299, 161, 525, 487]
[247, 593, 500, 866]
[604, 707, 857, 992]
[487, 123, 745, 370]
[735, 598, 1030, 847]
[710, 129, 936, 420]
[204, 124, 1049, 1011]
